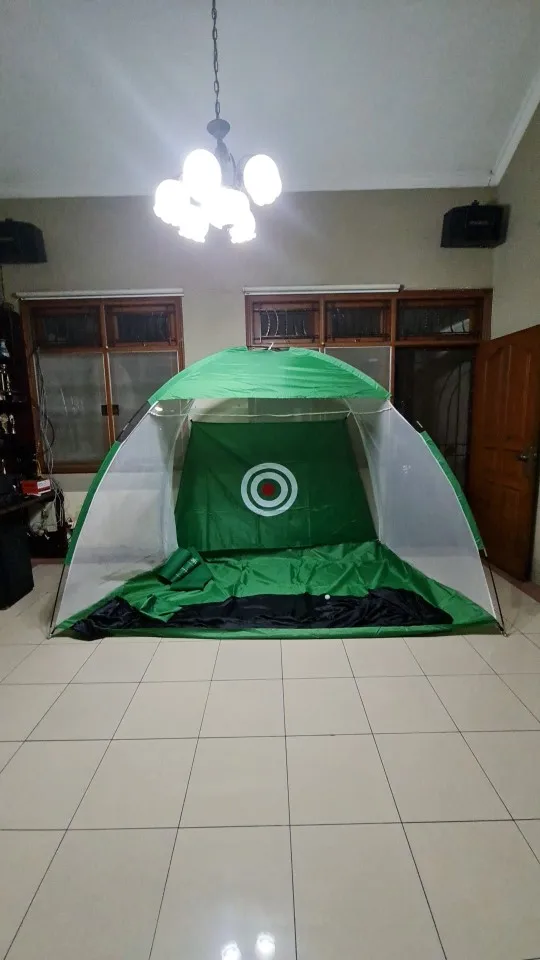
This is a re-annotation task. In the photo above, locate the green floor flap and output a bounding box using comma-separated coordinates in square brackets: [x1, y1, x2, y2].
[56, 540, 496, 637]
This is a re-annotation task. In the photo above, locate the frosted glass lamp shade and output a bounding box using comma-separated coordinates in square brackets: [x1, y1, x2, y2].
[177, 204, 210, 242]
[229, 208, 256, 243]
[243, 155, 282, 206]
[153, 179, 190, 226]
[205, 187, 250, 229]
[182, 149, 222, 203]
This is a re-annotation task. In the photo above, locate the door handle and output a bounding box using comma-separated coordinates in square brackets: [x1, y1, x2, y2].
[516, 447, 538, 468]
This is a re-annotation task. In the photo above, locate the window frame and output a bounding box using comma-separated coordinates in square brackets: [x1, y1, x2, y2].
[246, 288, 492, 384]
[245, 288, 492, 496]
[22, 295, 184, 473]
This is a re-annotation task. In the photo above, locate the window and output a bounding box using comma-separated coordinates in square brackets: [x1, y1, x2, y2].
[23, 296, 183, 471]
[393, 347, 475, 487]
[397, 300, 482, 339]
[250, 301, 320, 344]
[325, 300, 390, 342]
[246, 289, 491, 486]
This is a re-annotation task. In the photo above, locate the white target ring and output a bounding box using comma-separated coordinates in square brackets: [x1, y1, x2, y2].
[241, 462, 298, 517]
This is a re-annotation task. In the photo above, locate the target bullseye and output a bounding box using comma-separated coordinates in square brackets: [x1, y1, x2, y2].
[241, 462, 298, 517]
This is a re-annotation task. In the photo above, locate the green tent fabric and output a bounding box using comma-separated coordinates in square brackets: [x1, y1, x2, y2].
[56, 541, 495, 638]
[151, 346, 389, 401]
[175, 419, 376, 552]
[157, 548, 212, 591]
[51, 346, 498, 639]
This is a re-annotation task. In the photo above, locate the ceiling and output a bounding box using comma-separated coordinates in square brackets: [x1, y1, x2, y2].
[0, 0, 539, 198]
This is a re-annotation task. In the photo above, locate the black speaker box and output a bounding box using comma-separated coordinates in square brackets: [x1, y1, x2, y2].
[0, 515, 34, 608]
[441, 202, 508, 248]
[0, 219, 47, 264]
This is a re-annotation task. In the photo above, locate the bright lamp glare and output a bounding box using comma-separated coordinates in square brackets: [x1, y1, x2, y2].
[205, 186, 250, 229]
[177, 204, 209, 243]
[153, 179, 190, 226]
[243, 155, 282, 206]
[229, 208, 256, 243]
[221, 942, 242, 960]
[182, 148, 222, 203]
[255, 933, 276, 959]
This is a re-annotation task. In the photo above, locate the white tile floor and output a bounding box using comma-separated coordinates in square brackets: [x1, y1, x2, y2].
[1, 565, 540, 959]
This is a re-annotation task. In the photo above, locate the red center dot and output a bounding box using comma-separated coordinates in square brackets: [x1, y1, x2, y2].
[260, 481, 276, 497]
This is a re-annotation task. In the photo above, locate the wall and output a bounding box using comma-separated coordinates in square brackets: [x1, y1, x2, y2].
[492, 104, 540, 581]
[0, 187, 493, 520]
[492, 105, 540, 338]
[1, 188, 494, 362]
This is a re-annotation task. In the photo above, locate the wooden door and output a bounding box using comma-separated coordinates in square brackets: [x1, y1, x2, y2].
[469, 326, 540, 579]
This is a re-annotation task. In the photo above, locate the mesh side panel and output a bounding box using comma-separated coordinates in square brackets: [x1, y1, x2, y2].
[53, 404, 191, 628]
[359, 406, 495, 617]
[345, 413, 380, 534]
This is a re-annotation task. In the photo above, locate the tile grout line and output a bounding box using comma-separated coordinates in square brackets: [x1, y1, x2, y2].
[402, 632, 540, 728]
[0, 644, 45, 683]
[407, 651, 528, 834]
[280, 640, 299, 960]
[1, 637, 165, 960]
[5, 669, 540, 686]
[458, 634, 540, 713]
[1, 578, 76, 956]
[1, 816, 538, 833]
[147, 637, 221, 960]
[20, 683, 71, 744]
[2, 591, 101, 742]
[8, 726, 540, 741]
[63, 639, 164, 830]
[494, 672, 540, 724]
[3, 828, 67, 960]
[0, 741, 25, 777]
[341, 638, 449, 960]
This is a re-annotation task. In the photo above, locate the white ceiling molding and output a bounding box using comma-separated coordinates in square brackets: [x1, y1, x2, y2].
[491, 65, 540, 185]
[244, 285, 402, 296]
[15, 289, 184, 300]
[0, 171, 490, 199]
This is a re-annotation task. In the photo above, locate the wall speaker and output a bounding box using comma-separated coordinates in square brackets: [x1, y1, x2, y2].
[0, 219, 47, 264]
[441, 202, 508, 248]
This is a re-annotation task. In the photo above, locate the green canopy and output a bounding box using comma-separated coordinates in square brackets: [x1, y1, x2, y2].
[150, 346, 389, 402]
[52, 346, 498, 639]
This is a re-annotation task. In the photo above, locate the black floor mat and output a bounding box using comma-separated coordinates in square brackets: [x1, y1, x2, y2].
[72, 588, 452, 640]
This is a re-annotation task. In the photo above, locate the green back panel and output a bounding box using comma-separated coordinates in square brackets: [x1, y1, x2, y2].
[175, 419, 376, 552]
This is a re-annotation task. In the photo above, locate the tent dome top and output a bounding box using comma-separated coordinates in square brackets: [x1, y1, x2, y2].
[151, 347, 389, 402]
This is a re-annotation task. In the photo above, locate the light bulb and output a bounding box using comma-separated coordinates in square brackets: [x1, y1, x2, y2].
[177, 204, 209, 243]
[205, 186, 250, 229]
[221, 942, 242, 960]
[255, 933, 276, 960]
[229, 208, 256, 243]
[153, 179, 190, 226]
[182, 148, 222, 204]
[242, 155, 282, 206]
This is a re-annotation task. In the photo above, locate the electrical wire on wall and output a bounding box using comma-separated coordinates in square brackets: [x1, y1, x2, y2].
[32, 346, 67, 535]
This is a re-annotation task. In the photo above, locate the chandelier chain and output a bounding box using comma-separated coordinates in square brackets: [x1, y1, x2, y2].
[211, 0, 220, 119]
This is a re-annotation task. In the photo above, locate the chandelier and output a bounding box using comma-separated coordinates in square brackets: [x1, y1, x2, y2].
[153, 0, 282, 244]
